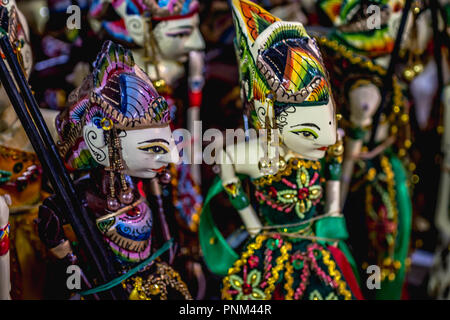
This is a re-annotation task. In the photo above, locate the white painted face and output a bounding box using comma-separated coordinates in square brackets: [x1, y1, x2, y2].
[152, 14, 205, 63]
[83, 124, 180, 179]
[112, 0, 204, 62]
[257, 100, 337, 160]
[349, 83, 381, 128]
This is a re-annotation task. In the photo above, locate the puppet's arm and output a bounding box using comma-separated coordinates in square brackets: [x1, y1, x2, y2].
[188, 51, 205, 186]
[0, 195, 11, 300]
[219, 148, 262, 237]
[340, 83, 381, 206]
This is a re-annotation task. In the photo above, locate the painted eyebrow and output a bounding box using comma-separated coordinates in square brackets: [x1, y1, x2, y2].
[290, 123, 321, 131]
[138, 139, 169, 145]
[166, 26, 193, 31]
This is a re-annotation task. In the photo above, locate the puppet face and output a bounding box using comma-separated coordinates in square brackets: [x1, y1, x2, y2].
[255, 99, 337, 160]
[231, 0, 337, 160]
[348, 83, 381, 128]
[152, 14, 205, 63]
[119, 125, 180, 178]
[83, 124, 180, 179]
[86, 124, 179, 263]
[111, 0, 205, 63]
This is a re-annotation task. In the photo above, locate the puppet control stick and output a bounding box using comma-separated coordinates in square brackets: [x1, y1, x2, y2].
[0, 7, 125, 300]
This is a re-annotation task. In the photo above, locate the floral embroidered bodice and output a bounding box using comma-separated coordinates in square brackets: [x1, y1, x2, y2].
[252, 158, 323, 230]
[222, 158, 358, 300]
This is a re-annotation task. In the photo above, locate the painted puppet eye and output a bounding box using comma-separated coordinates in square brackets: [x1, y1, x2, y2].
[165, 30, 192, 38]
[290, 129, 319, 140]
[138, 143, 169, 154]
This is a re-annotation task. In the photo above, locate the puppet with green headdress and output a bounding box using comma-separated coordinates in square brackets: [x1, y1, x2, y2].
[315, 0, 419, 299]
[199, 0, 363, 300]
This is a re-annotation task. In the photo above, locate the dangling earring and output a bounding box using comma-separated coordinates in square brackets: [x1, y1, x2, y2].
[104, 123, 134, 211]
[258, 92, 283, 175]
[104, 125, 120, 211]
[115, 130, 134, 205]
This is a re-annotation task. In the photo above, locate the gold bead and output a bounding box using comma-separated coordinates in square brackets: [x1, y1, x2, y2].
[393, 105, 400, 113]
[401, 114, 409, 123]
[403, 68, 415, 81]
[391, 126, 398, 134]
[388, 273, 396, 281]
[367, 168, 377, 181]
[413, 63, 424, 74]
[404, 140, 412, 148]
[154, 79, 166, 89]
[149, 283, 161, 295]
[278, 158, 287, 171]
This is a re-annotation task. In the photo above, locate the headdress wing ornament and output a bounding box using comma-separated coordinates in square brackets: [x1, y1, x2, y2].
[231, 0, 332, 128]
[318, 0, 395, 57]
[57, 40, 170, 169]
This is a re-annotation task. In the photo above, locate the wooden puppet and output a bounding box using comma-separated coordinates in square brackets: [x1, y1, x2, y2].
[199, 0, 363, 300]
[314, 0, 431, 299]
[37, 41, 192, 300]
[88, 0, 207, 298]
[0, 0, 60, 300]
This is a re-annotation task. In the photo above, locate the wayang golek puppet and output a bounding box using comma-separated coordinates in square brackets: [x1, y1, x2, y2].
[428, 0, 450, 298]
[199, 0, 363, 300]
[0, 0, 60, 300]
[37, 41, 192, 300]
[429, 78, 450, 300]
[89, 0, 205, 231]
[314, 0, 435, 299]
[0, 194, 11, 300]
[88, 2, 206, 296]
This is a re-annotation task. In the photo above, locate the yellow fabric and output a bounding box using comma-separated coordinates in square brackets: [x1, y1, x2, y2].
[9, 208, 47, 300]
[0, 145, 48, 299]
